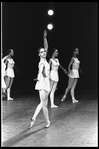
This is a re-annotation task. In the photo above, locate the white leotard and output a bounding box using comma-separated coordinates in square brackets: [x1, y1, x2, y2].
[5, 58, 15, 78]
[68, 57, 80, 78]
[50, 58, 60, 82]
[35, 59, 51, 92]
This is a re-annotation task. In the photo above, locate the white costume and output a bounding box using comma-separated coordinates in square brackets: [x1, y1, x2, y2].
[50, 58, 60, 82]
[35, 59, 50, 92]
[5, 58, 15, 78]
[68, 57, 80, 78]
[2, 58, 6, 89]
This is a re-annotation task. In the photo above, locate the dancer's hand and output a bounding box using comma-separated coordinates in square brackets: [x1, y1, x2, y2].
[79, 68, 83, 74]
[64, 69, 68, 74]
[33, 78, 38, 81]
[68, 69, 71, 74]
[44, 30, 47, 38]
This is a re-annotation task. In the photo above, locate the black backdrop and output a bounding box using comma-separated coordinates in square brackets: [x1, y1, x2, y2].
[2, 2, 98, 94]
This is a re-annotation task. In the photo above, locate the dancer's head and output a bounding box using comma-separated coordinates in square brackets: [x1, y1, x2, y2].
[38, 47, 47, 58]
[7, 49, 14, 57]
[52, 48, 58, 57]
[73, 48, 79, 56]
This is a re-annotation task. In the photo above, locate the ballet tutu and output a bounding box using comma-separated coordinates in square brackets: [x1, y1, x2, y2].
[35, 77, 51, 92]
[68, 69, 79, 78]
[50, 70, 59, 82]
[5, 68, 15, 78]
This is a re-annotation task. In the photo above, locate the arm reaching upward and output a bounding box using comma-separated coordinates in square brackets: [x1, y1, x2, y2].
[43, 30, 48, 53]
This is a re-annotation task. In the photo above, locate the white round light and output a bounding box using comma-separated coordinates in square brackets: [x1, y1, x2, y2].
[48, 10, 54, 16]
[47, 23, 53, 30]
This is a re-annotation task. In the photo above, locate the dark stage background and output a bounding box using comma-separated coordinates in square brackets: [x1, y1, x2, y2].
[2, 2, 98, 95]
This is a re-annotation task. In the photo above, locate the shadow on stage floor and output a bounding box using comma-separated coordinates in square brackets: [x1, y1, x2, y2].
[1, 90, 98, 147]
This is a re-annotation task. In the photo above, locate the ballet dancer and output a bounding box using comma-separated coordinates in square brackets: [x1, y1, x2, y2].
[3, 49, 15, 100]
[30, 30, 50, 128]
[61, 48, 82, 103]
[2, 54, 7, 99]
[49, 48, 67, 108]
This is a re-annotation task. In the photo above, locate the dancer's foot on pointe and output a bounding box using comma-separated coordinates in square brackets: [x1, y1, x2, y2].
[29, 118, 35, 128]
[51, 105, 58, 108]
[7, 97, 13, 101]
[61, 95, 66, 102]
[45, 121, 50, 128]
[72, 98, 79, 103]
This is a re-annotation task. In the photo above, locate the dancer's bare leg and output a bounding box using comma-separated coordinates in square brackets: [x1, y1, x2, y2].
[5, 77, 14, 100]
[70, 79, 79, 103]
[50, 81, 58, 108]
[61, 77, 74, 101]
[42, 91, 50, 127]
[5, 76, 13, 100]
[30, 90, 50, 128]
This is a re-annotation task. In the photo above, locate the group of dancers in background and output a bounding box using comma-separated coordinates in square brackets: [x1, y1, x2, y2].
[1, 30, 82, 128]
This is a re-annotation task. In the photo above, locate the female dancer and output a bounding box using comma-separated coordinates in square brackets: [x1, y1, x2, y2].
[30, 30, 50, 128]
[3, 49, 15, 100]
[61, 48, 82, 103]
[2, 54, 7, 98]
[49, 48, 67, 108]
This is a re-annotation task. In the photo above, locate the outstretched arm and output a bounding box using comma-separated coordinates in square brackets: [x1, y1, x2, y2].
[59, 64, 67, 74]
[68, 57, 74, 73]
[14, 65, 20, 74]
[43, 30, 48, 53]
[79, 67, 83, 74]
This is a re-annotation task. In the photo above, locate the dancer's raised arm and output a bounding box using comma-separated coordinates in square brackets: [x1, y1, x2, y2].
[43, 30, 48, 53]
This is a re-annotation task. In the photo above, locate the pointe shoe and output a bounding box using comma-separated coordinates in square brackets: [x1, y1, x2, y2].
[45, 121, 50, 128]
[51, 105, 58, 108]
[7, 98, 13, 101]
[61, 95, 66, 102]
[72, 98, 79, 103]
[2, 91, 7, 99]
[29, 118, 35, 129]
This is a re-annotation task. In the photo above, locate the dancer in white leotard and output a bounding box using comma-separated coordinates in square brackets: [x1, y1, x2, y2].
[49, 49, 67, 108]
[61, 48, 83, 103]
[3, 49, 15, 100]
[30, 30, 50, 128]
[2, 54, 7, 99]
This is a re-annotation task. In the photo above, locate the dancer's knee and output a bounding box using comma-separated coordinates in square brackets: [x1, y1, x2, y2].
[66, 86, 71, 91]
[71, 86, 74, 91]
[43, 100, 48, 107]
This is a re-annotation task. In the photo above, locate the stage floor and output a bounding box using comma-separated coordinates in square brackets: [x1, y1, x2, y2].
[1, 91, 98, 147]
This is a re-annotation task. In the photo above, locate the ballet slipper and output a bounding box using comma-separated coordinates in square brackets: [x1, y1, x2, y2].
[72, 98, 79, 103]
[51, 105, 58, 108]
[29, 118, 35, 129]
[7, 98, 13, 101]
[61, 95, 66, 102]
[45, 121, 50, 128]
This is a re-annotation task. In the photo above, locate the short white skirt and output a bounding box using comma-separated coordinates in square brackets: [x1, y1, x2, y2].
[35, 77, 51, 92]
[5, 68, 15, 78]
[50, 70, 59, 82]
[68, 69, 79, 78]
